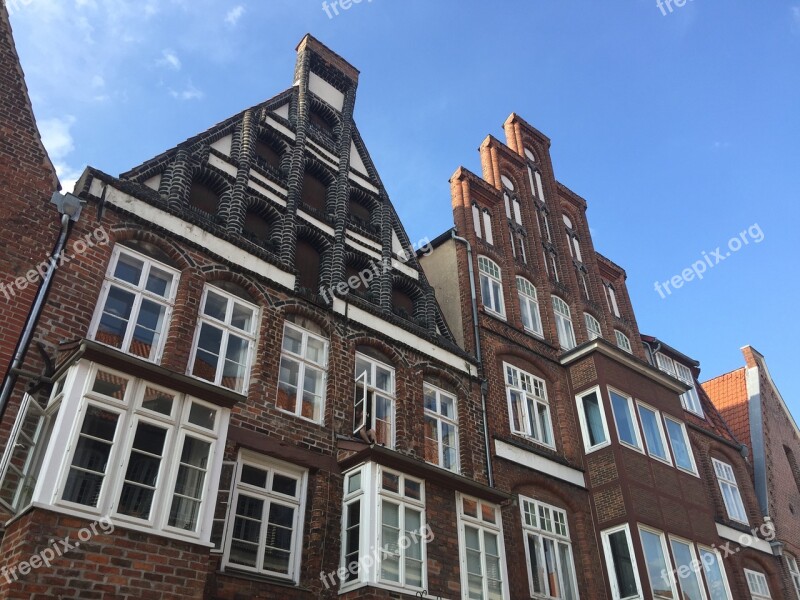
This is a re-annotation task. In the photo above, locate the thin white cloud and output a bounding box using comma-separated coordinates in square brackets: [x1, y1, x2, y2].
[792, 6, 800, 33]
[169, 81, 204, 101]
[225, 5, 245, 26]
[713, 141, 732, 150]
[39, 116, 83, 192]
[157, 48, 182, 71]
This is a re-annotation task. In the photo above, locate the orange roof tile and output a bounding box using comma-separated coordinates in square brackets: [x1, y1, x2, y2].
[702, 368, 750, 446]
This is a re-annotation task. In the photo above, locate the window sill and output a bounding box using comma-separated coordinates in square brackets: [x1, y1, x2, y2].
[339, 581, 437, 599]
[217, 567, 305, 590]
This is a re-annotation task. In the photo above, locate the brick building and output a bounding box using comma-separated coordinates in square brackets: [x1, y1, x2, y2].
[704, 347, 800, 600]
[0, 7, 795, 599]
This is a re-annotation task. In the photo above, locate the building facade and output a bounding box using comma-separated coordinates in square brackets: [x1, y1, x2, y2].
[704, 347, 800, 600]
[0, 9, 796, 599]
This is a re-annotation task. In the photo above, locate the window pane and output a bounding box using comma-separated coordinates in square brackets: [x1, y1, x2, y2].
[241, 465, 268, 488]
[114, 253, 144, 285]
[192, 324, 222, 381]
[610, 391, 639, 448]
[277, 357, 300, 412]
[609, 530, 638, 598]
[145, 266, 173, 297]
[63, 407, 118, 507]
[188, 402, 217, 430]
[264, 503, 294, 574]
[582, 392, 607, 447]
[203, 291, 228, 321]
[282, 326, 303, 355]
[142, 387, 174, 416]
[670, 540, 704, 600]
[640, 529, 674, 599]
[118, 422, 167, 519]
[665, 419, 693, 471]
[558, 542, 578, 600]
[639, 405, 668, 461]
[231, 303, 254, 332]
[700, 549, 730, 600]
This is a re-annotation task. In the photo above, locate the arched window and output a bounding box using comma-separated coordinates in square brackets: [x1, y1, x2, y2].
[552, 296, 576, 350]
[188, 180, 220, 214]
[563, 214, 583, 262]
[517, 277, 542, 336]
[478, 256, 504, 318]
[301, 171, 329, 213]
[296, 239, 322, 292]
[584, 313, 602, 340]
[615, 330, 632, 354]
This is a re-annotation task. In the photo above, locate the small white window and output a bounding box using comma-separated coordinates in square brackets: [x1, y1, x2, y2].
[503, 192, 512, 220]
[655, 352, 678, 378]
[505, 363, 553, 447]
[423, 384, 459, 472]
[521, 497, 579, 599]
[513, 198, 523, 226]
[605, 283, 621, 318]
[223, 452, 307, 581]
[787, 555, 800, 599]
[353, 353, 396, 448]
[91, 246, 179, 362]
[615, 330, 632, 354]
[501, 175, 515, 191]
[552, 296, 576, 350]
[190, 286, 258, 393]
[674, 362, 703, 416]
[517, 277, 543, 336]
[457, 494, 508, 600]
[670, 537, 706, 600]
[609, 389, 643, 451]
[472, 202, 483, 239]
[664, 416, 698, 475]
[637, 402, 672, 464]
[478, 256, 505, 318]
[524, 147, 537, 163]
[601, 524, 642, 600]
[638, 527, 678, 600]
[584, 313, 602, 340]
[712, 458, 748, 524]
[745, 569, 772, 600]
[576, 387, 610, 453]
[482, 210, 494, 245]
[277, 322, 328, 422]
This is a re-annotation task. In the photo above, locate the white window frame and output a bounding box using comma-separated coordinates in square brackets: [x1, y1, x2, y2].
[584, 313, 602, 341]
[457, 493, 509, 600]
[605, 283, 621, 318]
[89, 245, 179, 363]
[517, 277, 543, 337]
[423, 384, 459, 473]
[615, 330, 632, 354]
[698, 545, 733, 600]
[552, 296, 576, 350]
[712, 458, 748, 524]
[276, 321, 328, 423]
[669, 535, 709, 600]
[601, 524, 643, 600]
[221, 451, 308, 582]
[638, 525, 678, 600]
[478, 256, 505, 318]
[674, 362, 703, 416]
[188, 285, 259, 393]
[353, 353, 396, 449]
[482, 210, 494, 245]
[787, 555, 800, 599]
[744, 569, 772, 600]
[46, 363, 228, 543]
[520, 496, 580, 599]
[636, 402, 672, 465]
[576, 386, 611, 453]
[663, 416, 698, 475]
[504, 363, 554, 448]
[472, 202, 483, 239]
[608, 388, 644, 452]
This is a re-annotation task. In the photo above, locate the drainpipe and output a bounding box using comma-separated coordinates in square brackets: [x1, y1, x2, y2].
[0, 193, 83, 422]
[451, 230, 493, 488]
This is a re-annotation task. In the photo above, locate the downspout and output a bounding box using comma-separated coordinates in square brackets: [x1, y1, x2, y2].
[451, 230, 493, 487]
[0, 193, 83, 422]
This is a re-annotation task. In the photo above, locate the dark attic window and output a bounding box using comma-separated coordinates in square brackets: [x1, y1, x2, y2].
[349, 195, 372, 225]
[392, 288, 414, 319]
[255, 139, 282, 171]
[309, 109, 334, 136]
[189, 181, 220, 214]
[243, 210, 270, 241]
[301, 172, 328, 213]
[296, 240, 321, 292]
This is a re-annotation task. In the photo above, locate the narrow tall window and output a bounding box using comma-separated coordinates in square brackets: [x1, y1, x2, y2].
[664, 417, 698, 474]
[482, 210, 494, 245]
[223, 453, 306, 581]
[638, 527, 677, 599]
[423, 384, 459, 472]
[190, 287, 258, 393]
[353, 354, 395, 448]
[458, 494, 507, 600]
[277, 322, 328, 422]
[517, 277, 543, 336]
[602, 524, 641, 600]
[505, 363, 553, 447]
[92, 246, 179, 362]
[472, 202, 483, 239]
[584, 313, 602, 340]
[605, 283, 621, 318]
[563, 215, 583, 262]
[787, 555, 800, 599]
[478, 256, 505, 318]
[615, 330, 632, 354]
[637, 403, 671, 464]
[576, 387, 610, 452]
[670, 537, 706, 600]
[699, 546, 733, 600]
[674, 362, 703, 416]
[521, 497, 579, 599]
[378, 470, 426, 589]
[745, 569, 772, 600]
[609, 389, 642, 451]
[712, 458, 748, 523]
[552, 296, 576, 350]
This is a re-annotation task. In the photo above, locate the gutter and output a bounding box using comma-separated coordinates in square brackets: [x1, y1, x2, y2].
[0, 193, 83, 421]
[451, 230, 494, 488]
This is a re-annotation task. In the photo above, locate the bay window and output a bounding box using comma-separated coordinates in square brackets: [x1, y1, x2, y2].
[609, 389, 642, 451]
[637, 403, 671, 464]
[458, 493, 507, 600]
[638, 527, 677, 599]
[576, 387, 610, 453]
[601, 524, 642, 600]
[664, 417, 698, 475]
[669, 537, 706, 600]
[699, 546, 733, 600]
[505, 363, 553, 447]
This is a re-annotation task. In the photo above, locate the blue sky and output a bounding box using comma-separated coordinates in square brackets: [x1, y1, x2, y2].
[9, 0, 800, 420]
